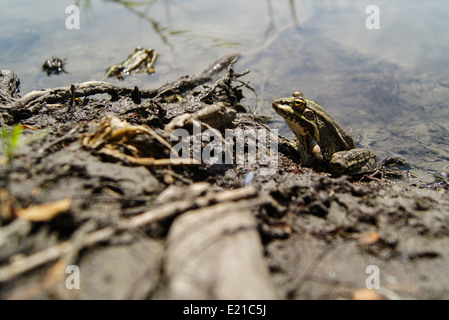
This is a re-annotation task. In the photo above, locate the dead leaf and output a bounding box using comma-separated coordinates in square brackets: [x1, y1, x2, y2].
[82, 116, 173, 160]
[358, 231, 380, 245]
[21, 124, 38, 130]
[16, 198, 72, 221]
[82, 116, 198, 167]
[353, 288, 384, 300]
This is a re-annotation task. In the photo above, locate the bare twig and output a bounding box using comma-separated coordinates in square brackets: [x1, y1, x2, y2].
[125, 156, 199, 166]
[152, 54, 240, 100]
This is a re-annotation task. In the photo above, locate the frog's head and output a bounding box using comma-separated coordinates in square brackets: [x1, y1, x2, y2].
[272, 91, 320, 142]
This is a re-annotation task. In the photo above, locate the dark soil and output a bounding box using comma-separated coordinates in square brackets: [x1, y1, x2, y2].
[1, 57, 449, 300]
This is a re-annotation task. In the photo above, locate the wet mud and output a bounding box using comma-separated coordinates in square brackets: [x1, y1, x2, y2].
[1, 56, 449, 300]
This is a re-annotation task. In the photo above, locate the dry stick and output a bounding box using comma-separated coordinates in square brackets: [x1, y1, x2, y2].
[126, 156, 199, 166]
[96, 147, 199, 166]
[152, 53, 240, 101]
[0, 186, 263, 283]
[9, 81, 153, 113]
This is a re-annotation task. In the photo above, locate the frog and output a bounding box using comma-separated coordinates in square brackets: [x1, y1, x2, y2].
[105, 47, 158, 80]
[272, 91, 377, 175]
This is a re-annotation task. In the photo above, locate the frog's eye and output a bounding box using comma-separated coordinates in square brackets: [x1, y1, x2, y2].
[303, 108, 315, 120]
[293, 98, 305, 109]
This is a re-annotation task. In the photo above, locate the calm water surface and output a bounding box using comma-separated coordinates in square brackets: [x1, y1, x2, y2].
[1, 0, 449, 181]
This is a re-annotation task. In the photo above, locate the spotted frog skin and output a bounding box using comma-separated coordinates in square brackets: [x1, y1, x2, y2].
[272, 92, 377, 175]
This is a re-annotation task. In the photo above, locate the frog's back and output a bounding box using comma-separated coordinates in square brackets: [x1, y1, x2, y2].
[331, 120, 357, 150]
[307, 99, 357, 152]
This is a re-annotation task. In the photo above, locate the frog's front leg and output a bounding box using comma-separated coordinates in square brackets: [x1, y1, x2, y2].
[329, 148, 377, 175]
[296, 136, 325, 168]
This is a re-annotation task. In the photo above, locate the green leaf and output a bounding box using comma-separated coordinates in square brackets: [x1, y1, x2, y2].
[10, 125, 23, 151]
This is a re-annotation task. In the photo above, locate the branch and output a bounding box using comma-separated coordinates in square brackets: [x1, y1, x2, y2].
[3, 54, 240, 115]
[9, 81, 157, 113]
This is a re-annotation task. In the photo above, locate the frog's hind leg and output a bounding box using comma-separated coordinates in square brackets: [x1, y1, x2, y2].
[329, 148, 377, 175]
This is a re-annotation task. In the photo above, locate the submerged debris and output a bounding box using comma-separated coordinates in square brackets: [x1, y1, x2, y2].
[105, 47, 158, 80]
[42, 57, 67, 76]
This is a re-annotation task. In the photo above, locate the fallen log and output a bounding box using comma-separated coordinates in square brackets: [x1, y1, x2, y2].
[165, 200, 277, 299]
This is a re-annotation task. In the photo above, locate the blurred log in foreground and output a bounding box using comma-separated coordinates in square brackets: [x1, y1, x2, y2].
[165, 200, 277, 300]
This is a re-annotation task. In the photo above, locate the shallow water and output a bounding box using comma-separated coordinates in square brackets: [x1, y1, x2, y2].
[1, 0, 449, 181]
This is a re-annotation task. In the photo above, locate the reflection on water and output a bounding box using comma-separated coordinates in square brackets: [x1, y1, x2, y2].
[1, 0, 449, 181]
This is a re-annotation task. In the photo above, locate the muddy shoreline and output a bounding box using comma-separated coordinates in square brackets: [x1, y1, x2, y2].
[1, 58, 449, 300]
